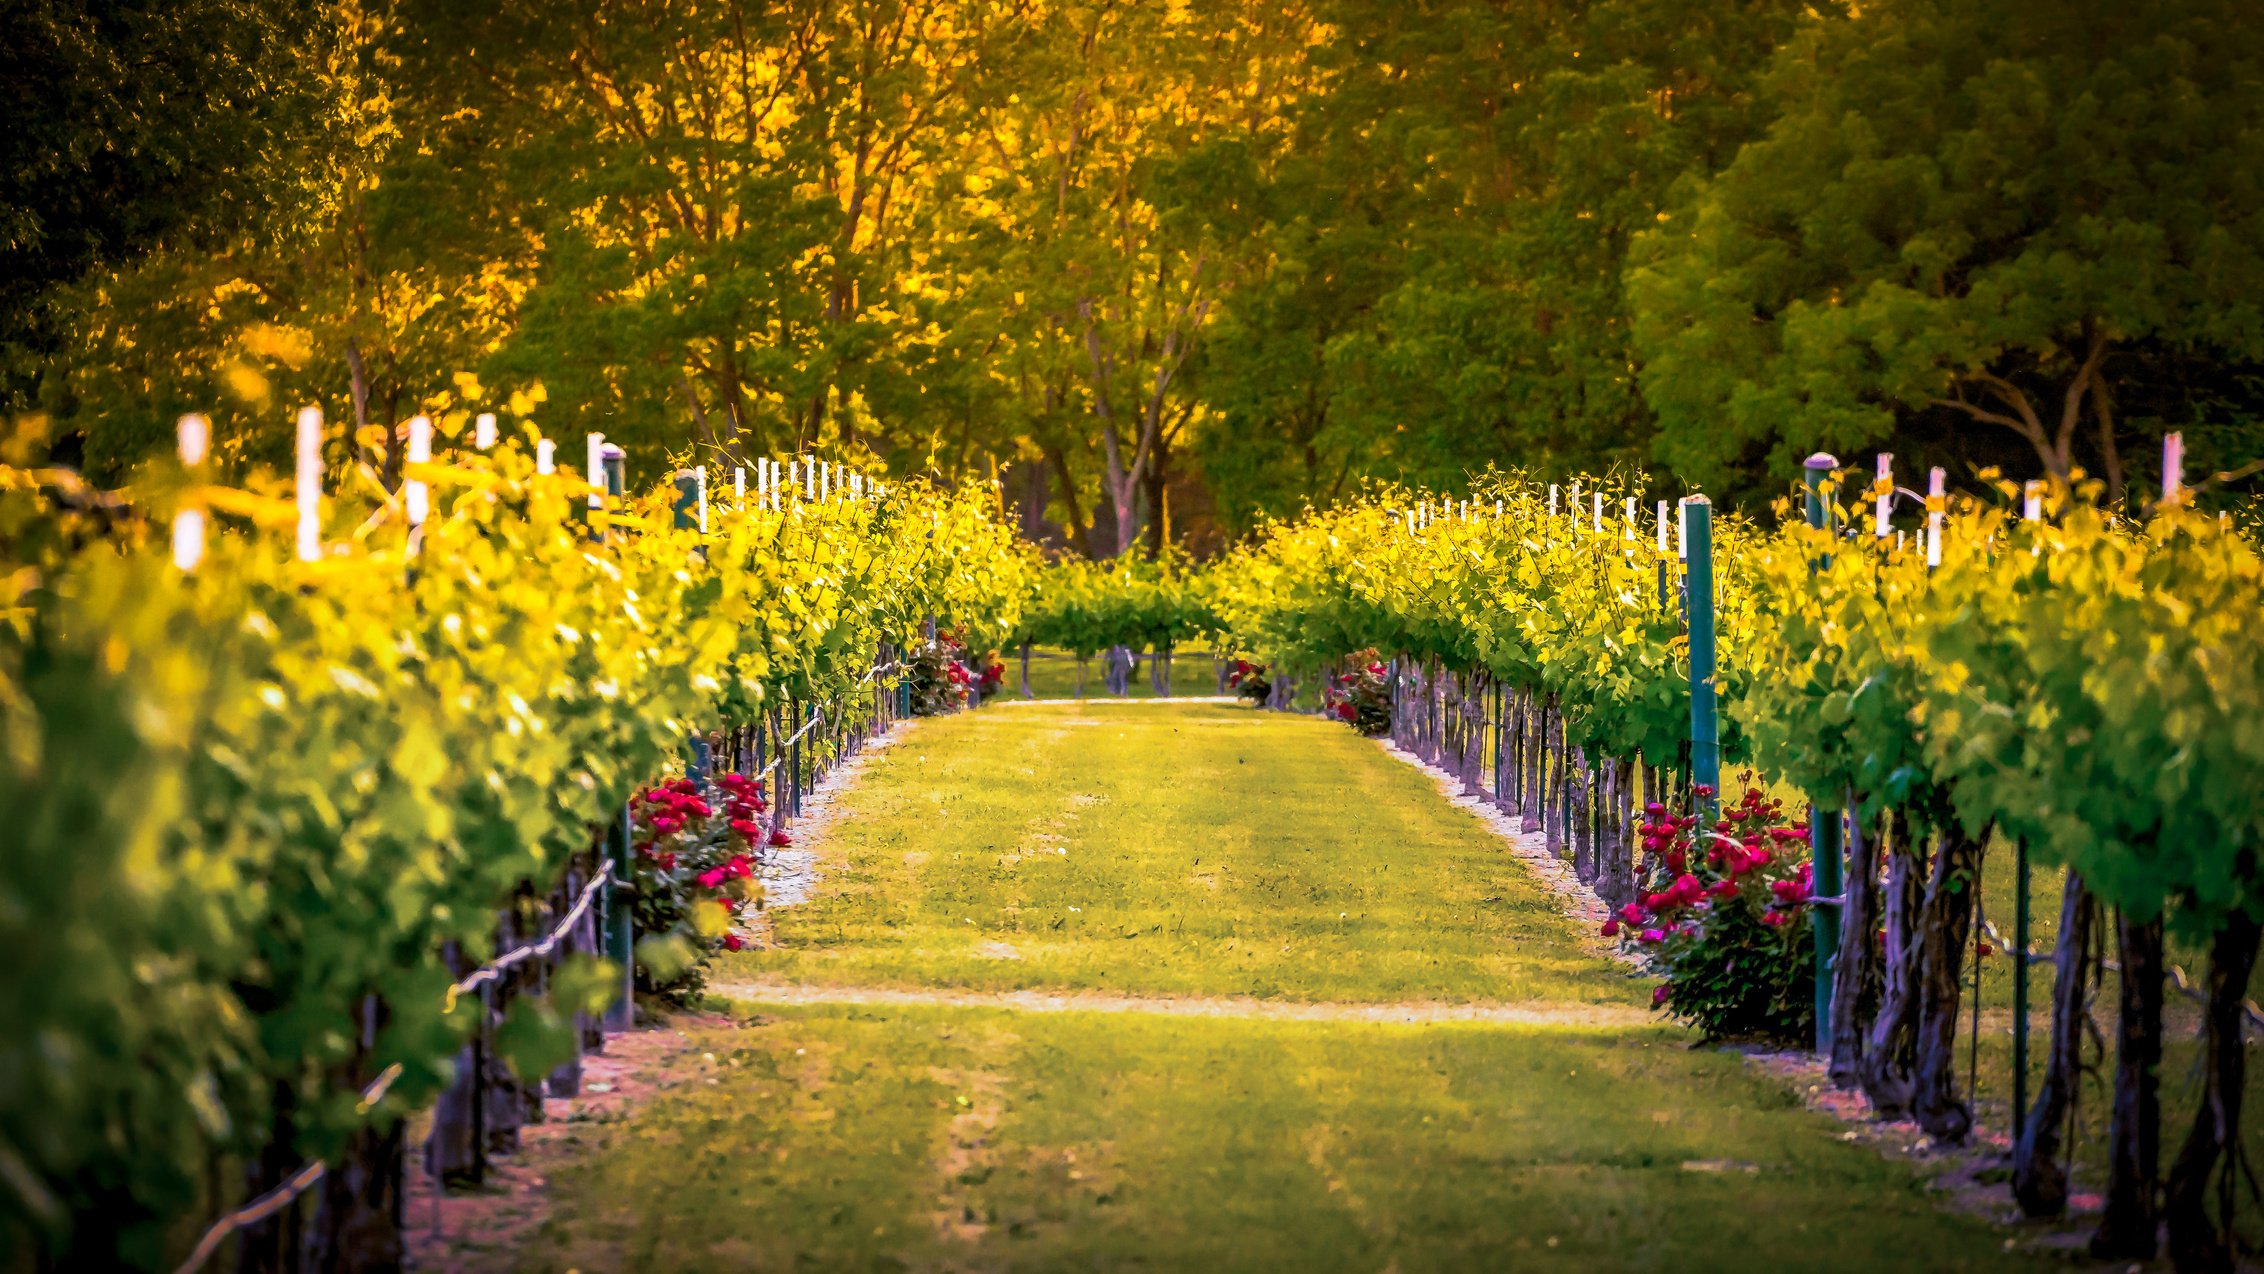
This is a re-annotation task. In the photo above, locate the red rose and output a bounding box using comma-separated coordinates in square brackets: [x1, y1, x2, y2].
[721, 933, 745, 952]
[768, 829, 793, 848]
[1600, 918, 1621, 938]
[697, 866, 729, 889]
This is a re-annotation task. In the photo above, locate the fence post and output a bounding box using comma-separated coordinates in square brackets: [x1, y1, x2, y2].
[603, 803, 635, 1031]
[673, 468, 706, 559]
[2014, 839, 2031, 1131]
[1685, 496, 1719, 823]
[1802, 455, 1845, 1055]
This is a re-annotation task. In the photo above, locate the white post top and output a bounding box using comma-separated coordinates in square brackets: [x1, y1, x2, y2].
[177, 414, 209, 466]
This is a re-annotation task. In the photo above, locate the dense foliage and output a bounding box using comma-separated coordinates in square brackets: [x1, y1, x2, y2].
[1014, 554, 1218, 660]
[16, 0, 2257, 546]
[1212, 466, 2264, 1259]
[0, 420, 1025, 1269]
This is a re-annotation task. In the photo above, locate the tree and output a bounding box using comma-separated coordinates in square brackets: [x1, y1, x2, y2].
[946, 1, 1325, 556]
[396, 0, 1038, 478]
[1189, 0, 1810, 532]
[0, 0, 341, 419]
[1629, 0, 2264, 505]
[40, 1, 526, 483]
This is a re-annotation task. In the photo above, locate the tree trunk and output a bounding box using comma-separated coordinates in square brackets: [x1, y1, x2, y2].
[1530, 692, 1548, 832]
[1911, 827, 1981, 1142]
[481, 910, 527, 1158]
[547, 866, 586, 1099]
[302, 1116, 404, 1273]
[2164, 901, 2263, 1272]
[234, 1084, 302, 1274]
[303, 996, 403, 1274]
[1828, 799, 1882, 1090]
[1598, 758, 1625, 902]
[1545, 703, 1568, 859]
[1461, 674, 1486, 796]
[2092, 909, 2167, 1260]
[1044, 445, 1096, 558]
[1861, 820, 1925, 1118]
[344, 337, 373, 472]
[425, 942, 483, 1185]
[2014, 871, 2099, 1217]
[1570, 747, 1595, 885]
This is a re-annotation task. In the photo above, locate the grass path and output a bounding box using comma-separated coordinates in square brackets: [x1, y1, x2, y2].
[720, 700, 1631, 1005]
[515, 702, 2041, 1272]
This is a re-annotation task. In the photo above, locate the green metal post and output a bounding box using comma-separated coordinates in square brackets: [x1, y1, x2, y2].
[2013, 839, 2031, 1132]
[603, 802, 635, 1031]
[1684, 497, 1720, 822]
[1803, 455, 1845, 1054]
[601, 447, 626, 547]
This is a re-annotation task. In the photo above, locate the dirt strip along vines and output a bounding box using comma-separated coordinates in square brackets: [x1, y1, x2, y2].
[0, 430, 1028, 1272]
[1211, 472, 2264, 1265]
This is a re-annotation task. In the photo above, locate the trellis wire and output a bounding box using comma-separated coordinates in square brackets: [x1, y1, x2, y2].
[172, 857, 621, 1274]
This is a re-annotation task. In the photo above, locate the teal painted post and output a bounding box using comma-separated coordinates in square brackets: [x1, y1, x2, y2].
[601, 447, 626, 526]
[672, 471, 714, 778]
[1802, 455, 1845, 1054]
[2013, 839, 2031, 1133]
[672, 469, 705, 558]
[603, 803, 635, 1031]
[602, 446, 634, 1031]
[1684, 497, 1720, 822]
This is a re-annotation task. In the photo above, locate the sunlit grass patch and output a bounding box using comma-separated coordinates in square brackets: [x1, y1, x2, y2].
[525, 1003, 2043, 1272]
[725, 700, 1634, 1005]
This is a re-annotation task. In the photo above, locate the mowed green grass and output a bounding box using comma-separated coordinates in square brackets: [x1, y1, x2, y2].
[518, 700, 2039, 1272]
[522, 1004, 2040, 1273]
[723, 700, 1633, 1004]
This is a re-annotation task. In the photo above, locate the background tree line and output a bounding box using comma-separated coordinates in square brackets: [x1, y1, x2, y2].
[6, 0, 2260, 550]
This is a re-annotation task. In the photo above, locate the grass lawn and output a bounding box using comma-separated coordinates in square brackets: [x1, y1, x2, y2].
[723, 700, 1633, 1005]
[516, 700, 2041, 1271]
[524, 1003, 2041, 1273]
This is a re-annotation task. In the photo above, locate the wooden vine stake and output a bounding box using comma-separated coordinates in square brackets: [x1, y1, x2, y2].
[296, 405, 324, 562]
[173, 414, 208, 572]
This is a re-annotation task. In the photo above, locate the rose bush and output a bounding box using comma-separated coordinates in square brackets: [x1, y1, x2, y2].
[907, 632, 971, 714]
[631, 771, 769, 1001]
[1227, 658, 1271, 704]
[1322, 653, 1392, 735]
[1608, 778, 1816, 1043]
